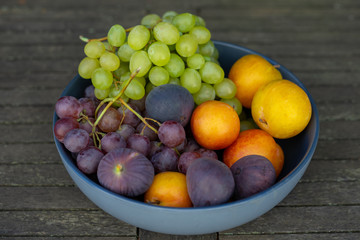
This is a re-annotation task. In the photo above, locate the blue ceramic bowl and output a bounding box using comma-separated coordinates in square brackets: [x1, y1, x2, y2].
[53, 41, 319, 235]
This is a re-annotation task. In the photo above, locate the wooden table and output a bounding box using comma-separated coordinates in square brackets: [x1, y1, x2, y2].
[1, 0, 359, 239]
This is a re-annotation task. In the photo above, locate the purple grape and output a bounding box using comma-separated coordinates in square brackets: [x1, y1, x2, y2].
[63, 128, 90, 153]
[54, 117, 79, 142]
[79, 97, 96, 117]
[118, 103, 141, 127]
[150, 146, 178, 173]
[184, 137, 200, 152]
[101, 132, 126, 153]
[175, 138, 187, 153]
[196, 148, 218, 160]
[158, 120, 186, 148]
[126, 134, 150, 156]
[148, 141, 163, 158]
[79, 117, 96, 133]
[76, 146, 104, 174]
[84, 85, 95, 98]
[55, 96, 83, 119]
[136, 122, 159, 141]
[97, 106, 121, 133]
[116, 124, 135, 140]
[178, 151, 201, 174]
[129, 95, 146, 112]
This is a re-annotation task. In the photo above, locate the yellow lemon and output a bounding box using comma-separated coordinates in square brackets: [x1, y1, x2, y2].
[251, 79, 312, 139]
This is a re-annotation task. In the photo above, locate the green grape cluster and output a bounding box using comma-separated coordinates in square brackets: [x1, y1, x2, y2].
[78, 11, 239, 106]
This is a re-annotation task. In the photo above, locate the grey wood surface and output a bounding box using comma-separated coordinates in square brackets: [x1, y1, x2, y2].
[1, 0, 359, 239]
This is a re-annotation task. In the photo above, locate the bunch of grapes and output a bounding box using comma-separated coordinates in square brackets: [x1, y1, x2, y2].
[77, 11, 239, 106]
[54, 84, 218, 176]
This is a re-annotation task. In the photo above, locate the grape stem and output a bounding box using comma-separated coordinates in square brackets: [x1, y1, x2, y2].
[91, 67, 158, 147]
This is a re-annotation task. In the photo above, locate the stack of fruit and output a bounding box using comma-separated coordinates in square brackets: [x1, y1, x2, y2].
[54, 11, 312, 208]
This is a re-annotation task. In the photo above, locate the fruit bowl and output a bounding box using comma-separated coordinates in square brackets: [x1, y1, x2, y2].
[53, 40, 319, 235]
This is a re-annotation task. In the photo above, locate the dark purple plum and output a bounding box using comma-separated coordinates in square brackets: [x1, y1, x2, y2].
[97, 148, 154, 197]
[145, 84, 194, 126]
[196, 148, 218, 160]
[150, 146, 178, 173]
[63, 128, 90, 153]
[54, 117, 79, 142]
[177, 151, 200, 174]
[186, 157, 235, 207]
[127, 134, 150, 156]
[76, 146, 104, 174]
[230, 155, 276, 200]
[101, 132, 126, 153]
[55, 96, 83, 119]
[158, 120, 186, 148]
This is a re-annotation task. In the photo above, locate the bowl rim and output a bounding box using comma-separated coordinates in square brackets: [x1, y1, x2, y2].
[53, 40, 320, 213]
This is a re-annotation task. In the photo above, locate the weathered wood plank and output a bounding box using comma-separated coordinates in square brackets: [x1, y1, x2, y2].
[138, 229, 217, 240]
[0, 210, 136, 237]
[220, 233, 360, 240]
[221, 206, 360, 234]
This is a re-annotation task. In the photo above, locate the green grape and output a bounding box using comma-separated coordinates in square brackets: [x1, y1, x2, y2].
[220, 97, 243, 116]
[240, 119, 258, 132]
[212, 46, 219, 60]
[189, 26, 211, 44]
[153, 22, 180, 45]
[78, 57, 100, 79]
[168, 77, 180, 85]
[84, 41, 105, 58]
[117, 43, 136, 62]
[148, 66, 169, 86]
[192, 83, 216, 105]
[180, 68, 201, 94]
[145, 82, 156, 94]
[162, 11, 177, 23]
[199, 40, 215, 57]
[176, 34, 198, 57]
[172, 13, 196, 33]
[124, 79, 145, 100]
[187, 53, 205, 69]
[114, 61, 129, 78]
[91, 68, 113, 90]
[199, 61, 224, 84]
[141, 13, 161, 28]
[164, 53, 185, 77]
[129, 50, 152, 77]
[107, 24, 126, 47]
[99, 52, 120, 71]
[214, 78, 237, 99]
[147, 41, 171, 66]
[195, 16, 206, 27]
[128, 25, 150, 50]
[94, 87, 110, 100]
[121, 71, 146, 87]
